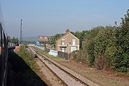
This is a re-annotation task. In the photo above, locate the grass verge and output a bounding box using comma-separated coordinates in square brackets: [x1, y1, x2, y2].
[8, 45, 47, 86]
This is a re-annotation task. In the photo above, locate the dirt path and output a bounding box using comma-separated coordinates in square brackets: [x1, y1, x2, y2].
[33, 54, 129, 86]
[56, 60, 129, 86]
[33, 46, 129, 86]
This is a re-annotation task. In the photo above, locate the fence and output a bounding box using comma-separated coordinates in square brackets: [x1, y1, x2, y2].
[58, 51, 71, 60]
[48, 49, 71, 60]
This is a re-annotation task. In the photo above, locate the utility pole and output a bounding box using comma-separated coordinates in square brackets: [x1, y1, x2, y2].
[20, 19, 22, 44]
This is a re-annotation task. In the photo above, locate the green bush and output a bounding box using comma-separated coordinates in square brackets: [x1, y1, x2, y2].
[87, 40, 95, 66]
[71, 9, 129, 73]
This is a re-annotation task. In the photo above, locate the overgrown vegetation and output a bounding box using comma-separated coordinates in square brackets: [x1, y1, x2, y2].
[8, 36, 19, 44]
[8, 45, 46, 86]
[48, 9, 129, 73]
[17, 45, 35, 69]
[72, 9, 129, 73]
[48, 34, 62, 48]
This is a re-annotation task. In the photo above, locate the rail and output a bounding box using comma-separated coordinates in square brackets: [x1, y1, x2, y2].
[31, 46, 100, 86]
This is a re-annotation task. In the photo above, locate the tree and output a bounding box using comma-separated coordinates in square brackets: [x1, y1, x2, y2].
[94, 27, 116, 70]
[9, 37, 19, 44]
[113, 9, 129, 72]
[48, 34, 62, 47]
[73, 30, 88, 49]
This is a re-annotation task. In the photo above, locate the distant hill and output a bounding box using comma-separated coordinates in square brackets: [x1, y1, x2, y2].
[23, 37, 38, 42]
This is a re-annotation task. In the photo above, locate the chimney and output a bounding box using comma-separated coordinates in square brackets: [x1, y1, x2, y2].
[66, 29, 70, 34]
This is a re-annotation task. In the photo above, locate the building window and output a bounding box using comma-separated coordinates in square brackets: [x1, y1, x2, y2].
[61, 39, 65, 45]
[71, 46, 77, 52]
[72, 39, 76, 45]
[61, 41, 64, 45]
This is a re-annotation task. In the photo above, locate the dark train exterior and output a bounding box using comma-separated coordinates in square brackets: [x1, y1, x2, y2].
[0, 23, 9, 86]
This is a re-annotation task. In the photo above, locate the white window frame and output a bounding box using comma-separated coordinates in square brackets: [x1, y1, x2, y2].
[72, 39, 76, 45]
[61, 39, 65, 45]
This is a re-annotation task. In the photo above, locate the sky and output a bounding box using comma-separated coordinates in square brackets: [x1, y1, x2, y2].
[0, 0, 129, 38]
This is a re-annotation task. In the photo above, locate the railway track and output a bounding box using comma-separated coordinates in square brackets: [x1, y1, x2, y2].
[29, 46, 100, 86]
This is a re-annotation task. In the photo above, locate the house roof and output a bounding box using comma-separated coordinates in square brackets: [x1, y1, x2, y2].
[56, 29, 79, 42]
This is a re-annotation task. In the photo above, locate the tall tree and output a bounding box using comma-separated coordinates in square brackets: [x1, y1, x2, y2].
[48, 34, 62, 47]
[114, 9, 129, 72]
